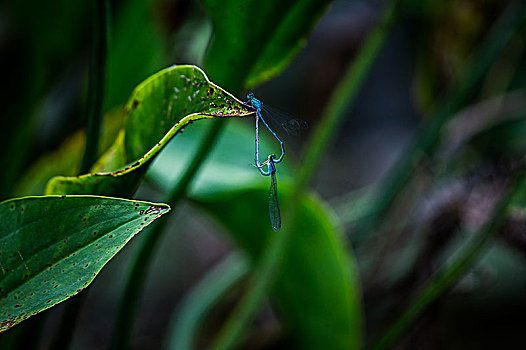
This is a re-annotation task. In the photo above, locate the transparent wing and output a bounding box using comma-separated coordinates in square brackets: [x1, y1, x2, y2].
[269, 172, 281, 232]
[261, 105, 308, 138]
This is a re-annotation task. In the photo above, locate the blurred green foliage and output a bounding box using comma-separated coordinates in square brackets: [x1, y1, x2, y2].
[1, 0, 526, 349]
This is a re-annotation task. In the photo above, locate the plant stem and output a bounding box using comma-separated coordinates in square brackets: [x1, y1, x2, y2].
[369, 171, 526, 350]
[81, 0, 109, 174]
[164, 253, 249, 350]
[109, 119, 225, 350]
[208, 1, 401, 349]
[47, 1, 110, 349]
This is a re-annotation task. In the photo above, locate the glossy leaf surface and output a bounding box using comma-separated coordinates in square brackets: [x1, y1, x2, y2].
[0, 196, 169, 332]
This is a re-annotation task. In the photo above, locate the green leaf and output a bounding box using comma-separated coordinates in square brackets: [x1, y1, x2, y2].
[202, 0, 331, 89]
[104, 0, 165, 110]
[192, 185, 363, 350]
[45, 65, 254, 196]
[0, 195, 170, 333]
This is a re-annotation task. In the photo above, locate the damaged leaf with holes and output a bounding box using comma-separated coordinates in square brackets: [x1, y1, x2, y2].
[45, 65, 254, 197]
[0, 195, 170, 332]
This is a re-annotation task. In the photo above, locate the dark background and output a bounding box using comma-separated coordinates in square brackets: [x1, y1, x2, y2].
[1, 0, 525, 349]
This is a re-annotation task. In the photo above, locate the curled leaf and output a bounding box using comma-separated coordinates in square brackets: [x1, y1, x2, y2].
[46, 65, 254, 196]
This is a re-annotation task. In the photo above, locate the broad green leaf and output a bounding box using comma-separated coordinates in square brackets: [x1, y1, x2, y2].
[45, 65, 254, 196]
[192, 185, 362, 350]
[202, 0, 331, 89]
[0, 195, 170, 332]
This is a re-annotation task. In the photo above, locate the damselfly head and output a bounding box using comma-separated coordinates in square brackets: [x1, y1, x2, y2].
[246, 93, 263, 109]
